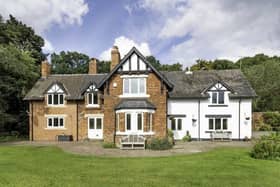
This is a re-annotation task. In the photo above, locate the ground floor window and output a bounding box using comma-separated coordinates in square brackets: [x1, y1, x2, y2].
[171, 118, 182, 131]
[47, 116, 64, 128]
[147, 113, 153, 131]
[125, 112, 144, 132]
[89, 117, 102, 130]
[209, 118, 228, 131]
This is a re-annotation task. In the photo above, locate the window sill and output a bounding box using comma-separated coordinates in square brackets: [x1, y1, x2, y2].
[116, 131, 155, 135]
[119, 94, 150, 98]
[86, 104, 100, 108]
[208, 104, 228, 107]
[45, 128, 67, 130]
[46, 105, 66, 108]
[205, 130, 231, 133]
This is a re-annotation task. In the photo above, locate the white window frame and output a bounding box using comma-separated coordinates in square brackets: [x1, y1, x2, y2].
[88, 117, 103, 130]
[148, 113, 153, 132]
[208, 118, 228, 131]
[86, 92, 99, 107]
[211, 91, 225, 105]
[122, 78, 146, 96]
[125, 113, 132, 132]
[170, 118, 183, 131]
[124, 112, 144, 132]
[47, 93, 65, 106]
[46, 116, 65, 129]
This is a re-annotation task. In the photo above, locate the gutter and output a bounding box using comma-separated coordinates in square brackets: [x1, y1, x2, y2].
[76, 102, 79, 141]
[31, 102, 34, 141]
[238, 99, 241, 140]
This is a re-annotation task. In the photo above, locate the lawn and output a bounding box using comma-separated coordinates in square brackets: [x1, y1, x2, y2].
[0, 146, 279, 187]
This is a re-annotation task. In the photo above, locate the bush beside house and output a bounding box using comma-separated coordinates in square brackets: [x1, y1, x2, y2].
[251, 133, 280, 161]
[253, 112, 280, 131]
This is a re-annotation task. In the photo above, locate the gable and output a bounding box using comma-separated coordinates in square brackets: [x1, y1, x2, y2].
[86, 83, 98, 92]
[99, 47, 173, 90]
[120, 52, 149, 72]
[46, 83, 65, 94]
[209, 83, 228, 91]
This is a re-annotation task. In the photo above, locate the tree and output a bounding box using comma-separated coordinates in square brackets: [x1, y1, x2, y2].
[0, 15, 45, 63]
[146, 55, 183, 71]
[97, 60, 110, 73]
[51, 51, 90, 74]
[0, 45, 39, 134]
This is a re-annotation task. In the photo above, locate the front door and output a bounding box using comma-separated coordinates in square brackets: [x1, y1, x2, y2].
[88, 117, 103, 139]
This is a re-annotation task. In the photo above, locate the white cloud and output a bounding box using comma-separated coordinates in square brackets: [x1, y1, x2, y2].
[136, 0, 280, 66]
[99, 36, 151, 61]
[42, 39, 55, 53]
[0, 0, 89, 34]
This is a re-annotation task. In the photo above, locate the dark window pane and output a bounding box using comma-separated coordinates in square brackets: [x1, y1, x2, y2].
[93, 93, 98, 104]
[171, 119, 176, 130]
[209, 119, 214, 130]
[89, 118, 95, 129]
[96, 118, 102, 129]
[218, 92, 224, 104]
[223, 119, 228, 130]
[177, 119, 182, 130]
[59, 118, 64, 127]
[59, 94, 64, 104]
[126, 114, 131, 130]
[48, 118, 52, 127]
[212, 92, 217, 104]
[54, 94, 58, 105]
[88, 93, 92, 104]
[48, 95, 52, 105]
[137, 113, 142, 130]
[215, 118, 221, 130]
[54, 118, 58, 127]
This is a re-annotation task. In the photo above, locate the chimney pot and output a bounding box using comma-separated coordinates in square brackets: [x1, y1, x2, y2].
[89, 58, 98, 74]
[111, 46, 120, 71]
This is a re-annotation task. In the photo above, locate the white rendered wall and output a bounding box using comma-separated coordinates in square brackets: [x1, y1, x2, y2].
[167, 96, 252, 140]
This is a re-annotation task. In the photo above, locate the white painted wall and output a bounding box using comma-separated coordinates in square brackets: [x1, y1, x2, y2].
[167, 96, 252, 140]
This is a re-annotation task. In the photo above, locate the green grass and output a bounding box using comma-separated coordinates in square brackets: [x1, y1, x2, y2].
[0, 146, 279, 187]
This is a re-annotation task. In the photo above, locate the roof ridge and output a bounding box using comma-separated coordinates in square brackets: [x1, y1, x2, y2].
[50, 73, 108, 76]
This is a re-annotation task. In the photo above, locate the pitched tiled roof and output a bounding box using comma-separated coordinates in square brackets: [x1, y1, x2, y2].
[115, 99, 156, 110]
[24, 74, 107, 100]
[161, 69, 256, 99]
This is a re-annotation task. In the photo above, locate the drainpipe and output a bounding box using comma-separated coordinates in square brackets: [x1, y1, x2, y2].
[76, 102, 79, 141]
[198, 99, 200, 141]
[31, 102, 34, 141]
[238, 99, 241, 140]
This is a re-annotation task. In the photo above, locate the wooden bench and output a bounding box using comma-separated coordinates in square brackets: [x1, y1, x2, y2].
[210, 131, 232, 141]
[120, 135, 145, 149]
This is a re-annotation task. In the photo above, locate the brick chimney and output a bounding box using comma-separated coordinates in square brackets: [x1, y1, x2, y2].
[41, 60, 50, 78]
[88, 58, 97, 74]
[111, 46, 120, 71]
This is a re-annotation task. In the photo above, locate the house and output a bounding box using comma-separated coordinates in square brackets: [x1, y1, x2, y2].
[24, 46, 256, 143]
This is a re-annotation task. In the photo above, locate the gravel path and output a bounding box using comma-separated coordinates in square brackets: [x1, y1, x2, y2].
[1, 140, 254, 157]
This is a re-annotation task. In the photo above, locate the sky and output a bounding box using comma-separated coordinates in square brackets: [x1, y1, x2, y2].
[1, 0, 280, 67]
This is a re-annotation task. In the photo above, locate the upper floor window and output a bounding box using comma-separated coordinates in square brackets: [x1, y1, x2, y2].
[86, 83, 99, 107]
[123, 78, 146, 95]
[47, 84, 64, 106]
[88, 92, 98, 105]
[212, 92, 224, 104]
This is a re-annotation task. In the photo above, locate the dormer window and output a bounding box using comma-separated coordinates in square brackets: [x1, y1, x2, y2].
[212, 92, 224, 104]
[47, 84, 64, 106]
[86, 83, 99, 107]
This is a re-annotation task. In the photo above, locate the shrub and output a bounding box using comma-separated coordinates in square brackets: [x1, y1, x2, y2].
[167, 129, 175, 145]
[263, 112, 280, 131]
[258, 123, 272, 131]
[182, 131, 192, 142]
[146, 137, 173, 150]
[251, 133, 280, 161]
[102, 142, 117, 149]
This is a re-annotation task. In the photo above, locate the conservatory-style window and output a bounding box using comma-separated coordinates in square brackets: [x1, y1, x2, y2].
[212, 92, 224, 104]
[47, 84, 64, 106]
